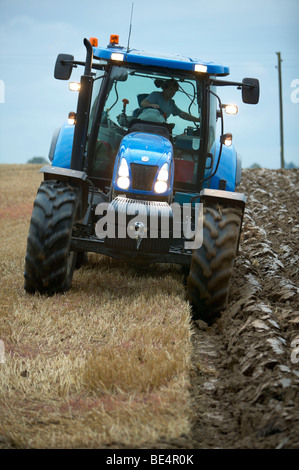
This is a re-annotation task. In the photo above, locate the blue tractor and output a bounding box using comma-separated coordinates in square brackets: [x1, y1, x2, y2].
[24, 35, 259, 323]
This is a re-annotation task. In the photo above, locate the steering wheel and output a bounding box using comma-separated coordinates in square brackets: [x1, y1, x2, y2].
[140, 106, 167, 118]
[136, 107, 175, 131]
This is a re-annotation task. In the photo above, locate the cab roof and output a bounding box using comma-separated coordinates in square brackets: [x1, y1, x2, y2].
[92, 43, 230, 76]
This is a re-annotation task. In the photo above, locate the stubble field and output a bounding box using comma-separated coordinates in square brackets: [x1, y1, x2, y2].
[0, 164, 298, 449]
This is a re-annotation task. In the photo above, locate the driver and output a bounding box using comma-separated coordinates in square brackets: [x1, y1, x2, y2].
[140, 79, 200, 123]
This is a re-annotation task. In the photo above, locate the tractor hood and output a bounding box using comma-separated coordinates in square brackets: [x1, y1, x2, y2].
[118, 132, 173, 166]
[111, 131, 174, 197]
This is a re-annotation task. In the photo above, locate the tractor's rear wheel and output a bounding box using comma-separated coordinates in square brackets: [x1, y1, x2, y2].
[186, 203, 243, 323]
[24, 180, 79, 294]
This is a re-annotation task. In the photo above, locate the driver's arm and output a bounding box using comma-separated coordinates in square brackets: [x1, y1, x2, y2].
[140, 98, 159, 109]
[180, 111, 200, 122]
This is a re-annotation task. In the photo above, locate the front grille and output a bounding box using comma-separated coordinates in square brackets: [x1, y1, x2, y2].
[130, 163, 158, 191]
[104, 197, 172, 253]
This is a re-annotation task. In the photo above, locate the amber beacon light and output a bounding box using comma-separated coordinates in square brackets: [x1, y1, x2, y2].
[89, 37, 98, 47]
[110, 34, 119, 45]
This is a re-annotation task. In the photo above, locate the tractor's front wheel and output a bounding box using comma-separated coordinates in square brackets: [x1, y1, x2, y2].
[24, 180, 79, 294]
[186, 203, 243, 323]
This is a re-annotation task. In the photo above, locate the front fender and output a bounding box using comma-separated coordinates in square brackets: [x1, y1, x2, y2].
[50, 122, 75, 169]
[208, 142, 238, 192]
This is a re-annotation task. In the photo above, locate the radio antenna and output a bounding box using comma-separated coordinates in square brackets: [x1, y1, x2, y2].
[126, 2, 134, 53]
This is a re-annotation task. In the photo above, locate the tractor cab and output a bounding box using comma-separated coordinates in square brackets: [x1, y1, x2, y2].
[51, 35, 259, 207]
[86, 63, 203, 199]
[51, 35, 258, 203]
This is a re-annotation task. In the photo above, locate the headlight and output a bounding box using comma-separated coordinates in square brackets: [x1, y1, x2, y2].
[154, 163, 169, 194]
[118, 158, 129, 177]
[67, 111, 76, 125]
[154, 180, 168, 194]
[194, 64, 207, 73]
[224, 104, 238, 115]
[117, 158, 130, 189]
[157, 163, 169, 182]
[111, 52, 124, 61]
[69, 82, 81, 92]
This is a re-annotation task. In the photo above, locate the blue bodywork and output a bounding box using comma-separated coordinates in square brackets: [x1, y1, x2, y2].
[173, 142, 237, 206]
[50, 124, 238, 197]
[112, 132, 174, 197]
[51, 122, 75, 168]
[93, 46, 230, 76]
[206, 142, 237, 192]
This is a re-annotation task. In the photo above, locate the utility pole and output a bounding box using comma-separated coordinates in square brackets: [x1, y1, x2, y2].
[276, 52, 284, 169]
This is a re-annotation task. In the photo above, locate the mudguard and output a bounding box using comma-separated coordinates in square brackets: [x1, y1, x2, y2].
[207, 142, 238, 192]
[39, 165, 89, 219]
[50, 122, 75, 169]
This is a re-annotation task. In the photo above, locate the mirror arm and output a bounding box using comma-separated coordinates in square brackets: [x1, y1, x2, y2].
[60, 59, 79, 68]
[210, 79, 254, 89]
[59, 59, 104, 72]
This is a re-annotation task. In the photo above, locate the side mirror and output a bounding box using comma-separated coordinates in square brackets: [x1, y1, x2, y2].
[54, 53, 74, 80]
[242, 78, 260, 104]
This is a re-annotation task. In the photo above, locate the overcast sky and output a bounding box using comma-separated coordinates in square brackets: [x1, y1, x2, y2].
[0, 0, 298, 168]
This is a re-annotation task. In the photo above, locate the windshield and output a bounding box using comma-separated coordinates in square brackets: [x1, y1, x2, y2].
[87, 65, 203, 188]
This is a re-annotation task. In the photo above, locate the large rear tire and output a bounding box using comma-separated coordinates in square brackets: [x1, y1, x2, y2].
[24, 181, 79, 294]
[186, 204, 243, 323]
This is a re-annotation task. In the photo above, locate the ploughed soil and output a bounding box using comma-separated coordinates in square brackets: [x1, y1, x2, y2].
[184, 168, 299, 449]
[150, 168, 299, 450]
